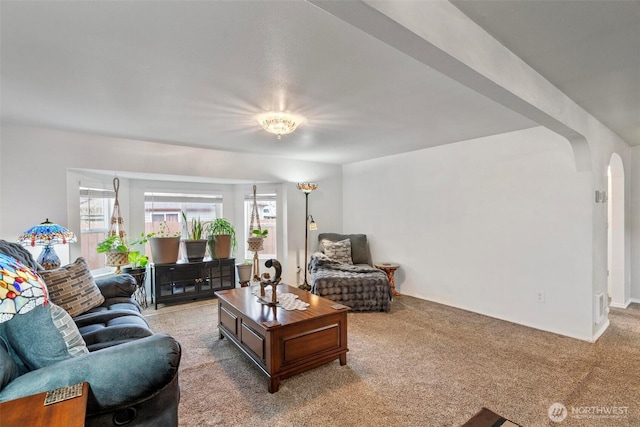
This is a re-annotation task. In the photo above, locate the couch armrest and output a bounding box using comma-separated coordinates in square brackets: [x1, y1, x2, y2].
[0, 334, 181, 413]
[95, 274, 137, 299]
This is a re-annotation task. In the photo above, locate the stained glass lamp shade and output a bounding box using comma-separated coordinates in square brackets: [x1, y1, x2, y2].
[17, 219, 77, 270]
[0, 253, 48, 323]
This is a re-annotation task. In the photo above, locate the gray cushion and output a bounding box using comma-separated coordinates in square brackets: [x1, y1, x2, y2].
[75, 311, 152, 351]
[318, 233, 369, 265]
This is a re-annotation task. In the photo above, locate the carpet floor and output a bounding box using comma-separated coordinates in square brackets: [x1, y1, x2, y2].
[143, 296, 640, 427]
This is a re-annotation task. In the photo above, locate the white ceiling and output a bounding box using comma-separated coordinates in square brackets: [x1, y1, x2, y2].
[452, 0, 640, 146]
[1, 1, 637, 168]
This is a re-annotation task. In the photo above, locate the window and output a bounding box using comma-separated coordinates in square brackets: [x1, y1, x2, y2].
[244, 193, 277, 260]
[144, 192, 223, 262]
[79, 187, 115, 271]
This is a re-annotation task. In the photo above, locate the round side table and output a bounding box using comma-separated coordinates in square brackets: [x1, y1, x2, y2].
[375, 262, 401, 297]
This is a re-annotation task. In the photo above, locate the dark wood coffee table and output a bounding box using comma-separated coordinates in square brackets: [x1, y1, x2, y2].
[215, 284, 349, 393]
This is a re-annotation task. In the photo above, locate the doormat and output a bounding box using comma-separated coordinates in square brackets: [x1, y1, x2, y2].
[461, 407, 522, 427]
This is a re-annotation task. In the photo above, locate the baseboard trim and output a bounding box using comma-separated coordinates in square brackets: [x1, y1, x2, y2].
[592, 318, 610, 342]
[408, 294, 594, 342]
[610, 301, 631, 309]
[611, 298, 640, 308]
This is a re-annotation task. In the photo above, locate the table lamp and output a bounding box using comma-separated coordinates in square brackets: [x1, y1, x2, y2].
[18, 219, 77, 270]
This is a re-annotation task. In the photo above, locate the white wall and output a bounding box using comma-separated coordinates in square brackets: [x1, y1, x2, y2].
[0, 124, 343, 285]
[344, 0, 632, 339]
[343, 127, 594, 340]
[631, 146, 640, 302]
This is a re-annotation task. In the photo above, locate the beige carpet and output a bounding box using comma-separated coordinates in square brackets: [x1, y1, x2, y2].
[144, 296, 640, 426]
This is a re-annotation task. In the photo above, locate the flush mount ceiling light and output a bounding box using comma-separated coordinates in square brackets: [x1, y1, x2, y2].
[256, 112, 303, 139]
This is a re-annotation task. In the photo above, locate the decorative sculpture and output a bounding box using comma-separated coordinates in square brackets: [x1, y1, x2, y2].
[259, 259, 282, 306]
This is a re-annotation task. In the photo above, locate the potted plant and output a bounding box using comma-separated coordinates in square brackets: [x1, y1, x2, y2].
[96, 234, 129, 273]
[146, 221, 181, 264]
[236, 259, 253, 286]
[247, 228, 268, 252]
[206, 218, 236, 259]
[181, 211, 208, 262]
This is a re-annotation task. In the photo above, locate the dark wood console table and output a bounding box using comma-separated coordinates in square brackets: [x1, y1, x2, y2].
[215, 284, 349, 393]
[152, 258, 235, 309]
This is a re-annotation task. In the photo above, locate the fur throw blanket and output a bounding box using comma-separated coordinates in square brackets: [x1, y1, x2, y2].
[308, 252, 380, 274]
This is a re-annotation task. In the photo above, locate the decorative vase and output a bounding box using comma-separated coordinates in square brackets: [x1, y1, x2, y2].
[149, 237, 180, 264]
[182, 239, 207, 262]
[209, 234, 232, 259]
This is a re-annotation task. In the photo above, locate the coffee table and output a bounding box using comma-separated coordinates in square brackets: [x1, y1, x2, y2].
[215, 284, 349, 393]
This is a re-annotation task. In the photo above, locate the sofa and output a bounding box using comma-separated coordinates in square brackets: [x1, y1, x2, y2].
[0, 240, 181, 426]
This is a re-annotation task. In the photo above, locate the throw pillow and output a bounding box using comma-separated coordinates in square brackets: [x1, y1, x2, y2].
[49, 303, 89, 357]
[317, 233, 369, 264]
[320, 238, 353, 264]
[3, 303, 88, 370]
[40, 257, 105, 318]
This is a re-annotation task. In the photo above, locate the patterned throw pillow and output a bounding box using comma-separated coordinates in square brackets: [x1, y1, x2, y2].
[40, 257, 105, 318]
[320, 238, 353, 265]
[49, 303, 89, 357]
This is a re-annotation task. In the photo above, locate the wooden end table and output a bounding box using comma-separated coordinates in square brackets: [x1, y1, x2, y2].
[0, 382, 89, 427]
[215, 284, 349, 393]
[375, 262, 401, 297]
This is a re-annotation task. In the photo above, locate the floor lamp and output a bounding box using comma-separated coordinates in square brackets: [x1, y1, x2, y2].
[297, 183, 317, 290]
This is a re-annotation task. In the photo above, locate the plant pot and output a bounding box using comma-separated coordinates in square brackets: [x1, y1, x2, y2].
[182, 239, 207, 262]
[105, 251, 129, 273]
[209, 234, 232, 259]
[122, 266, 147, 288]
[247, 236, 264, 252]
[236, 263, 253, 283]
[149, 237, 181, 264]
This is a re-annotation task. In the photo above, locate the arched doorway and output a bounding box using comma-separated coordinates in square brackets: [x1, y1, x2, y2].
[607, 153, 626, 307]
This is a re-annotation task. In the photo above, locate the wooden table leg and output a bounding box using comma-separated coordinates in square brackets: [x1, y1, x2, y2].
[268, 377, 280, 393]
[339, 353, 347, 366]
[388, 270, 401, 297]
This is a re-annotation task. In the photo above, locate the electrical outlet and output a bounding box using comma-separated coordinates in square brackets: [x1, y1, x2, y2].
[536, 292, 545, 303]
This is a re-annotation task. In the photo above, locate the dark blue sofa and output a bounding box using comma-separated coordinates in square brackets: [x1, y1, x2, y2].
[0, 241, 181, 426]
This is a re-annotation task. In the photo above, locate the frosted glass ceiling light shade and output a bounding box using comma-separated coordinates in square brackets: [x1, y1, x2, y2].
[257, 112, 303, 139]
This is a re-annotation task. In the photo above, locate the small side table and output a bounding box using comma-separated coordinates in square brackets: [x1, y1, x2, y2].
[0, 382, 89, 427]
[375, 262, 401, 297]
